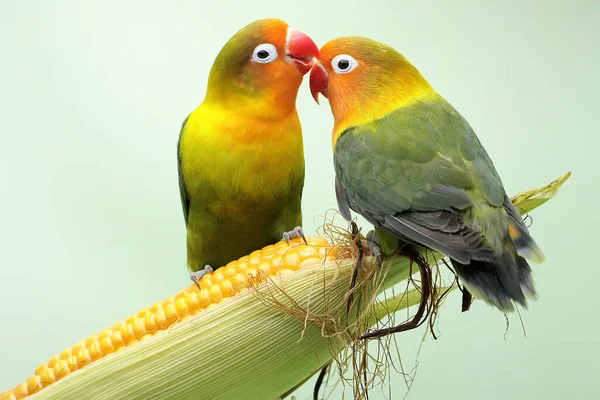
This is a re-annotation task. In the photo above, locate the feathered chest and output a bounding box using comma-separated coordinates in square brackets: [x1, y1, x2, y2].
[180, 106, 305, 210]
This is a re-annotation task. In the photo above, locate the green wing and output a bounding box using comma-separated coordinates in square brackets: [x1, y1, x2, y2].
[177, 115, 190, 225]
[334, 98, 507, 263]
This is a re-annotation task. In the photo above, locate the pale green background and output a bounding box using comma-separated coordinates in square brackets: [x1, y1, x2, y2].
[0, 0, 598, 399]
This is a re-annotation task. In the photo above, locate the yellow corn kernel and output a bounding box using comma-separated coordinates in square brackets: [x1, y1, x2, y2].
[24, 376, 42, 394]
[174, 297, 189, 317]
[99, 327, 113, 339]
[199, 276, 213, 290]
[270, 257, 283, 271]
[275, 246, 289, 257]
[209, 284, 224, 303]
[2, 236, 338, 399]
[111, 330, 125, 351]
[13, 383, 28, 399]
[46, 355, 60, 369]
[300, 257, 323, 269]
[145, 312, 158, 332]
[153, 307, 168, 330]
[39, 367, 55, 386]
[53, 360, 70, 381]
[85, 334, 99, 348]
[257, 261, 272, 275]
[34, 363, 48, 377]
[99, 337, 114, 356]
[162, 295, 176, 307]
[231, 273, 248, 287]
[88, 340, 103, 361]
[184, 293, 200, 315]
[219, 279, 235, 297]
[236, 261, 249, 271]
[120, 322, 135, 344]
[197, 289, 211, 308]
[59, 349, 71, 361]
[297, 245, 319, 260]
[130, 317, 145, 339]
[283, 252, 301, 270]
[248, 254, 261, 267]
[260, 249, 275, 261]
[76, 354, 91, 369]
[164, 303, 179, 323]
[65, 356, 79, 372]
[2, 391, 17, 400]
[211, 270, 225, 283]
[71, 340, 86, 355]
[222, 266, 237, 278]
[112, 320, 125, 331]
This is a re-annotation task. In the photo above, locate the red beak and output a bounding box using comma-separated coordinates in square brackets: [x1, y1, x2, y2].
[309, 60, 328, 104]
[286, 28, 319, 75]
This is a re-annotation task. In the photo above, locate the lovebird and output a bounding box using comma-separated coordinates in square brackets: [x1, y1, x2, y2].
[309, 37, 545, 312]
[177, 19, 319, 285]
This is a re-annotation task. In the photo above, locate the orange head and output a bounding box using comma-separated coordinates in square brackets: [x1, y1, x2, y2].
[309, 37, 435, 145]
[204, 19, 319, 117]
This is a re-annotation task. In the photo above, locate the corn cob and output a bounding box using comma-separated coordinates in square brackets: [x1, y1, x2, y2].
[0, 172, 570, 400]
[1, 236, 338, 400]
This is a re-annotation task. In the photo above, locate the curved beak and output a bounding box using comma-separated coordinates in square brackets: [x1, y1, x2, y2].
[309, 60, 328, 104]
[285, 28, 319, 75]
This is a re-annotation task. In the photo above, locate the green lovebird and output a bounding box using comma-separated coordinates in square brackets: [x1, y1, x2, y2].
[309, 37, 545, 312]
[177, 19, 319, 285]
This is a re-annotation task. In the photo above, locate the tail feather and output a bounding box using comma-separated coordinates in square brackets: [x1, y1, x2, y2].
[504, 195, 546, 264]
[452, 197, 546, 312]
[508, 219, 546, 264]
[451, 240, 537, 312]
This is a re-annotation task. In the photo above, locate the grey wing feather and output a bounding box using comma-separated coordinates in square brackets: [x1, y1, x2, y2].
[503, 195, 525, 227]
[177, 115, 190, 225]
[408, 185, 473, 212]
[386, 212, 493, 263]
[384, 215, 471, 263]
[335, 177, 352, 221]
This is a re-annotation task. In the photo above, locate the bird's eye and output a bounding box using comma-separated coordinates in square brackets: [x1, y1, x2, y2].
[252, 43, 278, 64]
[331, 54, 358, 74]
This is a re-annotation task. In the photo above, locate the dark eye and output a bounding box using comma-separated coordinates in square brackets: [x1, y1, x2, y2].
[331, 54, 359, 74]
[257, 50, 270, 60]
[337, 59, 350, 70]
[252, 43, 278, 64]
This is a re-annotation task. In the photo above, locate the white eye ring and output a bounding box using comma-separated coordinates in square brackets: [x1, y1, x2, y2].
[252, 43, 278, 63]
[331, 54, 358, 74]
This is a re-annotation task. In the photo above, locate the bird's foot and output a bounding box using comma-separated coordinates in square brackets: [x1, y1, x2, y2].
[366, 230, 383, 266]
[190, 265, 214, 288]
[282, 226, 307, 245]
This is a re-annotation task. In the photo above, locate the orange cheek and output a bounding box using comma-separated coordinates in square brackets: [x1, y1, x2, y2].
[263, 62, 303, 90]
[327, 77, 347, 114]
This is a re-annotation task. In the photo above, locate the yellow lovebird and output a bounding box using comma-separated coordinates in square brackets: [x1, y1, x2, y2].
[177, 19, 319, 285]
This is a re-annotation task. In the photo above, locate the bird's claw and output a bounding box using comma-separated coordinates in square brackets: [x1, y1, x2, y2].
[190, 265, 214, 288]
[282, 226, 307, 245]
[366, 230, 383, 266]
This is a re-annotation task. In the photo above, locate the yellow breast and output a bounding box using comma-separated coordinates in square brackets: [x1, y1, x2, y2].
[179, 103, 304, 217]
